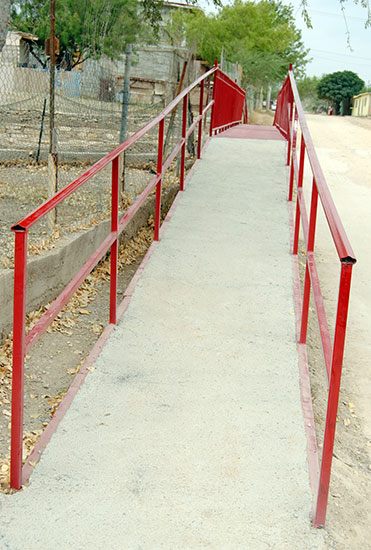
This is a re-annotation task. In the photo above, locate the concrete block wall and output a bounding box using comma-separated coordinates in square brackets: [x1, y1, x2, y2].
[80, 45, 189, 104]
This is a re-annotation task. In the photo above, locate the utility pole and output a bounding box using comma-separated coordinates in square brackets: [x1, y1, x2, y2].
[120, 43, 132, 143]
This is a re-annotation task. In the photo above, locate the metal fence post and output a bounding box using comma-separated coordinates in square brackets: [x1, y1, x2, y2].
[120, 44, 132, 144]
[10, 230, 28, 490]
[180, 96, 188, 192]
[109, 157, 119, 324]
[154, 119, 164, 241]
[314, 262, 354, 527]
[197, 80, 204, 159]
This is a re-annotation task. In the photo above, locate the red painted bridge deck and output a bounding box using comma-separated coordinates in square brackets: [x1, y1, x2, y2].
[216, 124, 284, 140]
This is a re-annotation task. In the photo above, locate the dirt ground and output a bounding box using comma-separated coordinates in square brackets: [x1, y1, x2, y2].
[297, 114, 371, 549]
[0, 102, 199, 269]
[248, 109, 275, 126]
[0, 159, 173, 269]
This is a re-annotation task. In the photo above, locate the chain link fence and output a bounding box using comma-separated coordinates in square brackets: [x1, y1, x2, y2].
[0, 37, 203, 269]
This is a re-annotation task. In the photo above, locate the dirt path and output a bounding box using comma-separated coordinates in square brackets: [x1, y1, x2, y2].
[303, 114, 371, 548]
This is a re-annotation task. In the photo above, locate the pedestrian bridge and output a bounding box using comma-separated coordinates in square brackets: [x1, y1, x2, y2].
[2, 67, 355, 548]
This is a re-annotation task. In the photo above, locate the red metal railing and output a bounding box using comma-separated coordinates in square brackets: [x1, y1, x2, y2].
[210, 68, 247, 134]
[9, 66, 246, 490]
[275, 68, 356, 527]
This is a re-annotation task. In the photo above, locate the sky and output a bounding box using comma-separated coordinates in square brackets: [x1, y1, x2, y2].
[199, 0, 371, 85]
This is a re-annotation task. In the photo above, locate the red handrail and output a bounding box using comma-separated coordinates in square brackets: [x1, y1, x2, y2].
[275, 68, 356, 527]
[288, 72, 355, 264]
[10, 66, 246, 490]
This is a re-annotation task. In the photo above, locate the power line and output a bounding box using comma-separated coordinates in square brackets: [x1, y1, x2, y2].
[310, 54, 371, 70]
[309, 9, 366, 22]
[311, 49, 371, 62]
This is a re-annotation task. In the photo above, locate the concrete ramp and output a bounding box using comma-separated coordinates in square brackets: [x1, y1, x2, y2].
[0, 137, 327, 549]
[215, 123, 284, 140]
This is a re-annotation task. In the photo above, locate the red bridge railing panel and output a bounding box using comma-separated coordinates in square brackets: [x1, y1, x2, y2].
[212, 71, 246, 130]
[9, 66, 246, 490]
[275, 68, 356, 528]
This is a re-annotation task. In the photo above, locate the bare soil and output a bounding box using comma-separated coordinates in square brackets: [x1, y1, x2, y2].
[248, 109, 275, 126]
[0, 159, 160, 268]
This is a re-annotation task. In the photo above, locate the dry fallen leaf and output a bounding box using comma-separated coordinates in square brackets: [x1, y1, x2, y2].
[67, 368, 79, 375]
[92, 324, 103, 334]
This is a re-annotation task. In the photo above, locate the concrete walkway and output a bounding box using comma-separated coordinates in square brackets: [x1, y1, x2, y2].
[0, 136, 327, 549]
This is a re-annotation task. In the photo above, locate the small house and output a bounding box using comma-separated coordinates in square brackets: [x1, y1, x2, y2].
[352, 92, 371, 117]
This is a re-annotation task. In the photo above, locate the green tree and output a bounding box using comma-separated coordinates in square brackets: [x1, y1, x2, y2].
[10, 0, 160, 68]
[296, 75, 329, 112]
[166, 1, 309, 87]
[317, 70, 364, 115]
[297, 75, 320, 99]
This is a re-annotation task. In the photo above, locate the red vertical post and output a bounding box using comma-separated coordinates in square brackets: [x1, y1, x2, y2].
[288, 107, 298, 201]
[197, 80, 204, 159]
[209, 62, 218, 136]
[314, 262, 354, 527]
[109, 157, 119, 324]
[154, 118, 164, 241]
[298, 135, 306, 188]
[288, 158, 295, 202]
[180, 96, 188, 192]
[299, 179, 319, 343]
[286, 99, 294, 166]
[10, 230, 28, 490]
[292, 106, 299, 150]
[293, 136, 306, 255]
